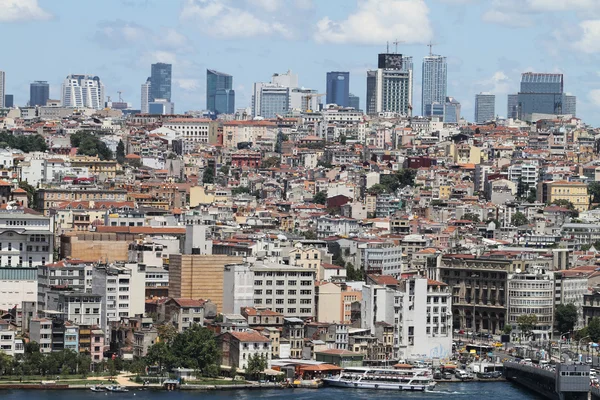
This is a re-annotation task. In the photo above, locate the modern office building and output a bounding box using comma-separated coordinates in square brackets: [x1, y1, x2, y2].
[326, 71, 350, 107]
[507, 94, 518, 119]
[150, 63, 172, 102]
[4, 95, 13, 108]
[348, 93, 360, 110]
[474, 93, 495, 124]
[141, 77, 151, 114]
[421, 55, 447, 117]
[0, 70, 5, 108]
[30, 81, 50, 106]
[148, 99, 174, 115]
[61, 74, 104, 109]
[444, 96, 461, 123]
[206, 69, 235, 115]
[366, 53, 413, 116]
[517, 73, 576, 121]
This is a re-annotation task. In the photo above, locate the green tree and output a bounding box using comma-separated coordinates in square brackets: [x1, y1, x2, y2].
[368, 184, 388, 195]
[0, 131, 47, 152]
[169, 325, 220, 373]
[346, 262, 363, 281]
[588, 317, 600, 342]
[503, 325, 513, 335]
[511, 211, 529, 227]
[157, 323, 178, 344]
[202, 167, 215, 184]
[462, 213, 480, 223]
[19, 180, 37, 208]
[339, 134, 347, 145]
[590, 182, 600, 203]
[116, 140, 125, 164]
[70, 131, 113, 160]
[232, 186, 250, 196]
[146, 341, 174, 373]
[551, 199, 579, 218]
[219, 165, 230, 175]
[313, 191, 327, 205]
[301, 230, 317, 240]
[517, 314, 538, 339]
[246, 354, 268, 379]
[526, 187, 537, 203]
[0, 352, 12, 375]
[261, 156, 281, 169]
[555, 303, 578, 334]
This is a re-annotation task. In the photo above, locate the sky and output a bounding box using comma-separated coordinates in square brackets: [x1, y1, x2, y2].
[2, 0, 600, 124]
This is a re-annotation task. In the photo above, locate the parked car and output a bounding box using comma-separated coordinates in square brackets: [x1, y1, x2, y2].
[443, 372, 453, 380]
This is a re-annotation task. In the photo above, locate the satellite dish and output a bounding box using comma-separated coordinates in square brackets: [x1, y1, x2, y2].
[515, 268, 521, 274]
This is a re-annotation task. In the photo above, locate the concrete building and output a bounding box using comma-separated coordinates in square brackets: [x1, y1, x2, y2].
[140, 77, 151, 114]
[29, 318, 53, 353]
[326, 71, 350, 107]
[537, 181, 589, 212]
[92, 263, 146, 323]
[366, 53, 413, 116]
[61, 74, 104, 109]
[444, 96, 461, 123]
[0, 323, 24, 356]
[207, 69, 235, 115]
[219, 330, 272, 371]
[163, 118, 218, 144]
[422, 55, 447, 117]
[356, 240, 403, 276]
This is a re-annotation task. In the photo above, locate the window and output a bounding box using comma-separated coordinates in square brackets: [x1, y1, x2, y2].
[287, 308, 296, 314]
[254, 280, 263, 286]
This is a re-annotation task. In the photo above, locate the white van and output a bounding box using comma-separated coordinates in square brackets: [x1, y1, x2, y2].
[455, 370, 469, 379]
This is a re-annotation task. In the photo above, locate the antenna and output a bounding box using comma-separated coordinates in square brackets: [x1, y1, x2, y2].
[427, 41, 437, 56]
[392, 39, 404, 54]
[386, 41, 389, 53]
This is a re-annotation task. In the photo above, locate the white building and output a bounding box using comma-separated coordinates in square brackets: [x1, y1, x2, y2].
[92, 263, 145, 323]
[29, 318, 53, 353]
[62, 74, 104, 109]
[357, 240, 403, 276]
[141, 77, 151, 114]
[316, 216, 360, 238]
[163, 118, 216, 144]
[0, 323, 24, 356]
[223, 263, 254, 315]
[554, 272, 588, 330]
[508, 163, 539, 189]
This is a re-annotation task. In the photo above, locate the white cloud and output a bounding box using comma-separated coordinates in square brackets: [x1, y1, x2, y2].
[481, 9, 532, 28]
[0, 0, 52, 22]
[314, 0, 432, 45]
[174, 78, 201, 91]
[96, 21, 149, 45]
[147, 51, 177, 64]
[181, 0, 291, 38]
[157, 28, 190, 50]
[294, 0, 313, 10]
[476, 71, 513, 95]
[526, 0, 600, 12]
[573, 20, 600, 53]
[588, 89, 600, 107]
[247, 0, 280, 12]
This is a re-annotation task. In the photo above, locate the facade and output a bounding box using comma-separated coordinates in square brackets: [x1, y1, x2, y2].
[219, 330, 272, 371]
[61, 74, 104, 109]
[474, 93, 495, 123]
[507, 267, 554, 340]
[150, 63, 172, 102]
[30, 81, 50, 107]
[0, 324, 24, 356]
[326, 72, 350, 107]
[92, 263, 145, 323]
[4, 95, 12, 108]
[565, 95, 577, 116]
[141, 77, 151, 114]
[163, 118, 218, 144]
[253, 83, 289, 118]
[148, 99, 174, 115]
[421, 55, 447, 117]
[206, 69, 235, 115]
[444, 97, 461, 123]
[348, 93, 360, 110]
[517, 73, 575, 120]
[537, 181, 589, 212]
[507, 94, 518, 119]
[508, 163, 539, 189]
[366, 54, 413, 116]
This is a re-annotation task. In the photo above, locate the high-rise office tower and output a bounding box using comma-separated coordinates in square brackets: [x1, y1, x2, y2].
[517, 73, 575, 121]
[507, 94, 518, 119]
[348, 93, 360, 110]
[326, 71, 350, 106]
[565, 95, 577, 116]
[422, 55, 447, 117]
[4, 95, 13, 108]
[150, 63, 172, 102]
[252, 70, 312, 118]
[0, 71, 5, 108]
[30, 81, 50, 107]
[474, 93, 495, 124]
[61, 75, 104, 109]
[366, 53, 413, 116]
[206, 69, 235, 115]
[141, 77, 151, 114]
[444, 97, 461, 123]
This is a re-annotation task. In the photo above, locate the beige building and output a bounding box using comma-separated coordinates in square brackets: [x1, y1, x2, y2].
[316, 282, 362, 324]
[538, 180, 589, 212]
[222, 120, 276, 149]
[169, 254, 243, 312]
[289, 246, 322, 280]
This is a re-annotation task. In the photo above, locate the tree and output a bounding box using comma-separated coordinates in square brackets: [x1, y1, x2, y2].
[168, 325, 220, 373]
[503, 325, 513, 335]
[590, 182, 600, 204]
[339, 134, 347, 145]
[202, 167, 215, 184]
[232, 186, 250, 196]
[301, 231, 317, 240]
[246, 354, 268, 379]
[517, 314, 538, 339]
[313, 191, 327, 205]
[70, 131, 113, 160]
[588, 317, 600, 342]
[0, 131, 47, 152]
[367, 184, 387, 195]
[526, 187, 537, 203]
[116, 140, 126, 164]
[551, 199, 579, 218]
[157, 323, 178, 344]
[462, 213, 480, 223]
[555, 303, 578, 334]
[19, 180, 37, 208]
[346, 262, 363, 281]
[219, 165, 230, 175]
[261, 156, 281, 169]
[511, 211, 529, 227]
[146, 341, 174, 373]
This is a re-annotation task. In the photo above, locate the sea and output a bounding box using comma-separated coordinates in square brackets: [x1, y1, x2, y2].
[0, 382, 544, 399]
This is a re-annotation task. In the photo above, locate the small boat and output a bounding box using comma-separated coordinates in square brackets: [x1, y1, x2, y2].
[89, 385, 106, 392]
[106, 385, 129, 392]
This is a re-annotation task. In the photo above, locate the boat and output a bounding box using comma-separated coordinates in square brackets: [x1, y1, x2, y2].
[89, 385, 106, 392]
[323, 367, 436, 391]
[106, 385, 130, 392]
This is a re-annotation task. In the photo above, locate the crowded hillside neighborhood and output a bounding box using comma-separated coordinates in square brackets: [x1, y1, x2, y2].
[0, 65, 600, 384]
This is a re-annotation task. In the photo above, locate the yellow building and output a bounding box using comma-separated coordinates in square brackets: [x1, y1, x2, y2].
[70, 156, 119, 179]
[438, 185, 451, 200]
[538, 180, 589, 212]
[289, 246, 322, 280]
[449, 143, 483, 165]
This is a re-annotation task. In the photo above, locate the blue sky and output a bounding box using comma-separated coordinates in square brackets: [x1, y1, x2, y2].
[2, 0, 600, 124]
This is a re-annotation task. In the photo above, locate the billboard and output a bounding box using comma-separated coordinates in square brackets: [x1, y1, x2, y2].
[378, 53, 403, 70]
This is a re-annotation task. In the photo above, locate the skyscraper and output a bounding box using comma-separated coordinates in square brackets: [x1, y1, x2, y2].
[150, 63, 172, 102]
[421, 55, 447, 116]
[4, 95, 13, 108]
[444, 97, 461, 123]
[517, 73, 574, 121]
[0, 71, 5, 109]
[326, 71, 350, 106]
[252, 70, 303, 118]
[474, 93, 495, 124]
[507, 94, 518, 119]
[206, 69, 235, 115]
[141, 77, 151, 114]
[348, 93, 360, 110]
[366, 53, 413, 116]
[30, 81, 50, 107]
[565, 95, 577, 116]
[61, 74, 104, 109]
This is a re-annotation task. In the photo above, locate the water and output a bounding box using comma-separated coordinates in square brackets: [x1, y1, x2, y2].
[0, 382, 544, 399]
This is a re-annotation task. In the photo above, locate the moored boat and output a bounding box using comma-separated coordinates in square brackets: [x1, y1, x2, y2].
[323, 367, 436, 391]
[89, 385, 106, 392]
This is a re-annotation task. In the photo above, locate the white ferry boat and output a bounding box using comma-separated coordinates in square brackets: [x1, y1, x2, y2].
[323, 367, 436, 391]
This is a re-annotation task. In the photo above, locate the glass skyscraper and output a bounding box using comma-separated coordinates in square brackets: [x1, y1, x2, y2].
[348, 93, 360, 110]
[30, 81, 49, 106]
[366, 53, 413, 116]
[507, 94, 518, 119]
[326, 71, 350, 107]
[444, 97, 461, 123]
[475, 93, 495, 124]
[517, 73, 575, 121]
[421, 55, 447, 117]
[150, 63, 172, 102]
[206, 69, 235, 114]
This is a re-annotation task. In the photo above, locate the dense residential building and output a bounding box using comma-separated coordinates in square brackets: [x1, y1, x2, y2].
[207, 69, 235, 115]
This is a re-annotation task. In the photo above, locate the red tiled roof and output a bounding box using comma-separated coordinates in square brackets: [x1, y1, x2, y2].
[230, 331, 270, 342]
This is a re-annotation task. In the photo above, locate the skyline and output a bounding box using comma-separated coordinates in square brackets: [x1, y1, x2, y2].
[1, 0, 599, 122]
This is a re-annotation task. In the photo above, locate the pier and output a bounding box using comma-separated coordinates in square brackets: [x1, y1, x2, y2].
[503, 362, 590, 400]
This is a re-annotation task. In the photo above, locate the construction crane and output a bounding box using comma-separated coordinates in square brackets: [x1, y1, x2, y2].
[117, 91, 124, 102]
[303, 93, 326, 112]
[427, 41, 438, 56]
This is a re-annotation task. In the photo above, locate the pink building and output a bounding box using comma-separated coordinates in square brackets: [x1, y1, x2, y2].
[90, 329, 105, 363]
